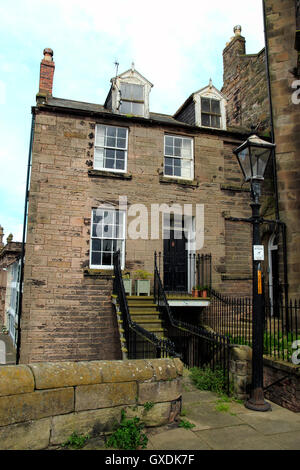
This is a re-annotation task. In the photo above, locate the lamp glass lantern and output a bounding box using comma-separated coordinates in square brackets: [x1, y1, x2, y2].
[233, 134, 275, 183]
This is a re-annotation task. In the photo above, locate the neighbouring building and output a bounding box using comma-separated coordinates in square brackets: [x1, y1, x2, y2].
[0, 229, 22, 346]
[222, 0, 300, 301]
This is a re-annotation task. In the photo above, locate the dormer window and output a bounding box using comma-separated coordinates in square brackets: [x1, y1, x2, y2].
[173, 79, 227, 130]
[201, 97, 221, 128]
[119, 83, 144, 116]
[104, 66, 153, 119]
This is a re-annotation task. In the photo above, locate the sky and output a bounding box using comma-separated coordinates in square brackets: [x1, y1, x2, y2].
[0, 0, 265, 243]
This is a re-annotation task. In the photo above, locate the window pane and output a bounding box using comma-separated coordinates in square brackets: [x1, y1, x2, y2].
[103, 239, 113, 252]
[106, 136, 116, 147]
[102, 252, 112, 266]
[95, 125, 105, 147]
[120, 83, 143, 100]
[132, 102, 144, 115]
[182, 139, 192, 158]
[94, 148, 104, 169]
[92, 239, 102, 251]
[105, 159, 115, 169]
[211, 99, 221, 114]
[181, 160, 192, 179]
[174, 146, 181, 157]
[107, 126, 117, 137]
[103, 210, 114, 225]
[117, 138, 126, 149]
[201, 113, 210, 127]
[211, 115, 221, 128]
[117, 127, 127, 139]
[119, 101, 131, 114]
[165, 136, 173, 147]
[164, 164, 173, 175]
[165, 145, 173, 156]
[174, 166, 181, 177]
[91, 251, 101, 266]
[201, 98, 210, 113]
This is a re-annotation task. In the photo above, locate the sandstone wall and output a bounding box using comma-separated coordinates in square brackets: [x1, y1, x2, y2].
[265, 0, 300, 298]
[222, 33, 270, 132]
[0, 358, 183, 450]
[20, 108, 253, 362]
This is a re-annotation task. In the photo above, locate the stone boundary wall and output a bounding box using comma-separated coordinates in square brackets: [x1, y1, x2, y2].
[263, 356, 300, 413]
[0, 358, 183, 450]
[229, 344, 300, 412]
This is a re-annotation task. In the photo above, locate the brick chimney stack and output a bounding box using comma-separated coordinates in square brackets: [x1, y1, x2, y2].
[38, 48, 55, 97]
[223, 26, 246, 84]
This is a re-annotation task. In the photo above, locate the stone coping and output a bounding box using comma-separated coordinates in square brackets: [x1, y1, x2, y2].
[0, 358, 183, 396]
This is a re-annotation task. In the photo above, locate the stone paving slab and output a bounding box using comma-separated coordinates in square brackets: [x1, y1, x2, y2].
[237, 409, 300, 435]
[269, 432, 300, 450]
[194, 425, 284, 450]
[147, 427, 212, 450]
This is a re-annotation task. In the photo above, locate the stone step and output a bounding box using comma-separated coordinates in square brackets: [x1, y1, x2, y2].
[129, 307, 159, 314]
[131, 314, 161, 321]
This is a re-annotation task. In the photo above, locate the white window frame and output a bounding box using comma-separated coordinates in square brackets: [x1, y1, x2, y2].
[200, 97, 222, 129]
[94, 124, 128, 173]
[90, 208, 126, 270]
[194, 88, 227, 130]
[119, 82, 145, 117]
[163, 134, 194, 181]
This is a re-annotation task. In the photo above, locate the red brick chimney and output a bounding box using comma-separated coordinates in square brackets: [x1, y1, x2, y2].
[38, 48, 55, 96]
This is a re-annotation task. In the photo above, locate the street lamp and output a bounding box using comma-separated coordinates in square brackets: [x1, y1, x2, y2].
[234, 131, 276, 412]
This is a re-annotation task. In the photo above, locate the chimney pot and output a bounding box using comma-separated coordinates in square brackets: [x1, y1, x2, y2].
[43, 48, 54, 61]
[233, 25, 242, 36]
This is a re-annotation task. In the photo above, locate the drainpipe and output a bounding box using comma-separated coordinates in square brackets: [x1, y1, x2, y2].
[262, 0, 289, 311]
[16, 111, 35, 364]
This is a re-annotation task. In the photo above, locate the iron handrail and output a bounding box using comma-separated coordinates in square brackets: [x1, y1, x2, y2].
[113, 250, 179, 358]
[153, 252, 228, 343]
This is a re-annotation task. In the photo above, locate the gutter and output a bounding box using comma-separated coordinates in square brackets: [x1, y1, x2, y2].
[16, 112, 35, 364]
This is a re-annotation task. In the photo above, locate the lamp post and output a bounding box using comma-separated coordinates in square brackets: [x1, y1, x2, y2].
[234, 131, 276, 412]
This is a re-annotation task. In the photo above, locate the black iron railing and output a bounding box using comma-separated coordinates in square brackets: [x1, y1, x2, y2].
[202, 289, 300, 363]
[113, 250, 179, 359]
[154, 252, 230, 393]
[155, 251, 212, 294]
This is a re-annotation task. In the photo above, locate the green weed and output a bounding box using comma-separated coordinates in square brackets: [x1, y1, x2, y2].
[61, 431, 90, 449]
[178, 419, 195, 429]
[105, 409, 148, 450]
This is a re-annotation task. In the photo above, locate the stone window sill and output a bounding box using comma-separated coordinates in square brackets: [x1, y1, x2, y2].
[84, 268, 114, 279]
[88, 169, 132, 180]
[221, 184, 250, 192]
[159, 175, 199, 188]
